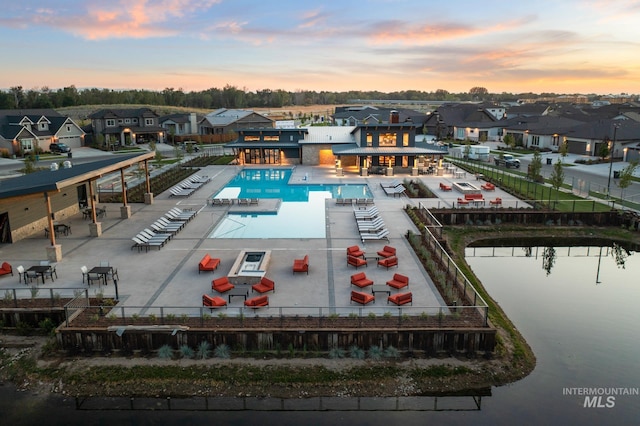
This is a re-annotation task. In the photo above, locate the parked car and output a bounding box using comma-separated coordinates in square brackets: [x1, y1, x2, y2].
[49, 143, 71, 153]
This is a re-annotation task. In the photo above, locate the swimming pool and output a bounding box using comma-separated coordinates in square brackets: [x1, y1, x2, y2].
[210, 168, 372, 239]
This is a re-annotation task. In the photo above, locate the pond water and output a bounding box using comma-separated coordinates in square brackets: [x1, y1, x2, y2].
[4, 243, 638, 425]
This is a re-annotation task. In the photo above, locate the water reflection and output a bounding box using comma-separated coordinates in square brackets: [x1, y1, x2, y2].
[468, 242, 635, 278]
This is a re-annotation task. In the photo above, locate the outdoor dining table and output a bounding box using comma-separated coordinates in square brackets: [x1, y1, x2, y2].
[26, 265, 51, 284]
[89, 266, 113, 285]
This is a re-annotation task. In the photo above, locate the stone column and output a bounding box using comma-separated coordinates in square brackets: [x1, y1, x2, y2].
[89, 222, 102, 237]
[144, 193, 154, 204]
[46, 244, 62, 262]
[120, 205, 131, 219]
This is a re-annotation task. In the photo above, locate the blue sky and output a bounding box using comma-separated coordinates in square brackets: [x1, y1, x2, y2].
[2, 0, 640, 94]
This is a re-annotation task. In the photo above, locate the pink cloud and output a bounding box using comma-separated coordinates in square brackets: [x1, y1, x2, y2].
[31, 0, 222, 40]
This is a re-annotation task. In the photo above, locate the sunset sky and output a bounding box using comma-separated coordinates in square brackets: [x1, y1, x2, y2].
[2, 0, 640, 95]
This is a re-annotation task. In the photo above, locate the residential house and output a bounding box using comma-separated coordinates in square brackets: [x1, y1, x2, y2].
[423, 103, 505, 142]
[0, 109, 84, 157]
[89, 108, 165, 148]
[159, 112, 202, 143]
[503, 116, 585, 152]
[226, 128, 308, 165]
[200, 108, 273, 136]
[332, 105, 426, 127]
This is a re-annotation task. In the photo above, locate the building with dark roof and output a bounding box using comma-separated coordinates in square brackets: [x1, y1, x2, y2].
[0, 153, 154, 250]
[89, 108, 165, 148]
[0, 109, 85, 157]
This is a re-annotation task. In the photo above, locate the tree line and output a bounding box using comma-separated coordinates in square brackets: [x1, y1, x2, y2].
[0, 84, 573, 111]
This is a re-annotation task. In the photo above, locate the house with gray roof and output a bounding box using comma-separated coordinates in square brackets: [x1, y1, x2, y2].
[89, 108, 165, 148]
[159, 112, 202, 143]
[0, 109, 84, 157]
[200, 108, 273, 136]
[423, 103, 505, 142]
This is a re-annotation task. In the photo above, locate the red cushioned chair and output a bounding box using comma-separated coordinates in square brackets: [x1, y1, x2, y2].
[202, 294, 227, 309]
[292, 255, 309, 275]
[252, 277, 275, 294]
[377, 256, 398, 270]
[347, 255, 368, 269]
[350, 272, 373, 288]
[386, 273, 409, 289]
[212, 276, 235, 293]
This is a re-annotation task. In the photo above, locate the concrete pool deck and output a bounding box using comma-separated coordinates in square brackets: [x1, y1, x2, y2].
[0, 164, 512, 317]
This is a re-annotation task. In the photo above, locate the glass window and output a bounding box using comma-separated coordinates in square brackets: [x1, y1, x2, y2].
[366, 133, 373, 147]
[21, 138, 34, 151]
[145, 118, 154, 126]
[379, 132, 396, 146]
[402, 133, 409, 146]
[106, 119, 116, 127]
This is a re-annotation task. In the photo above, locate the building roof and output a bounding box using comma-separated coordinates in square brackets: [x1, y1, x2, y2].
[0, 153, 154, 199]
[332, 142, 447, 156]
[300, 126, 356, 144]
[89, 108, 158, 119]
[203, 108, 256, 126]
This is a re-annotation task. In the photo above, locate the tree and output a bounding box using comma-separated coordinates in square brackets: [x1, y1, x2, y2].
[503, 134, 515, 150]
[559, 140, 569, 163]
[598, 140, 610, 160]
[617, 160, 638, 202]
[529, 151, 543, 182]
[469, 87, 489, 101]
[549, 158, 565, 209]
[464, 141, 471, 159]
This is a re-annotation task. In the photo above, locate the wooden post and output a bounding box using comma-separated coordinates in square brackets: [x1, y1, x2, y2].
[120, 168, 128, 205]
[44, 192, 56, 246]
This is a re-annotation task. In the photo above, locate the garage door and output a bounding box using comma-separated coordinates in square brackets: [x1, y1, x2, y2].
[57, 135, 82, 149]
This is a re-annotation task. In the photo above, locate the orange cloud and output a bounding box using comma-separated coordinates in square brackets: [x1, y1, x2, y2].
[35, 0, 222, 40]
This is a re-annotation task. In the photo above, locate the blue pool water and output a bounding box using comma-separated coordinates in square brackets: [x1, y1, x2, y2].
[210, 168, 372, 239]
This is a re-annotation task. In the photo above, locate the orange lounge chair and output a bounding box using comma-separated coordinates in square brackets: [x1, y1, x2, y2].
[0, 262, 13, 277]
[202, 294, 227, 309]
[386, 273, 409, 289]
[252, 277, 275, 294]
[212, 276, 235, 293]
[490, 197, 502, 206]
[198, 253, 220, 273]
[346, 245, 365, 258]
[347, 255, 368, 269]
[376, 245, 396, 258]
[244, 295, 269, 308]
[292, 254, 309, 274]
[350, 272, 373, 288]
[377, 256, 398, 269]
[350, 290, 375, 305]
[457, 197, 469, 206]
[388, 292, 412, 306]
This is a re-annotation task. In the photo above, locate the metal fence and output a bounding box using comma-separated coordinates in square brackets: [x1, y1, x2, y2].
[416, 204, 490, 326]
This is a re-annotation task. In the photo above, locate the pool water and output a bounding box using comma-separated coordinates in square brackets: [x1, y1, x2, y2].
[210, 168, 372, 239]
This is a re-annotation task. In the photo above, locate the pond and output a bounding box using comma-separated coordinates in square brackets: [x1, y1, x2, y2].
[4, 242, 638, 424]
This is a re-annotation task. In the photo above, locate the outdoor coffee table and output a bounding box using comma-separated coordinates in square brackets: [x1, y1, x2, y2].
[371, 284, 390, 297]
[26, 265, 50, 285]
[228, 288, 249, 302]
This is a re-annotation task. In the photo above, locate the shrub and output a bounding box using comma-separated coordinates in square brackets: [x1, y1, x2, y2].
[214, 343, 231, 359]
[368, 345, 383, 360]
[384, 346, 400, 359]
[349, 345, 365, 360]
[196, 341, 211, 359]
[179, 345, 194, 359]
[158, 344, 174, 359]
[328, 347, 345, 359]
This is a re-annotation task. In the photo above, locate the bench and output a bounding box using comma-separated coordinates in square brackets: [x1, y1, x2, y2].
[457, 197, 469, 206]
[386, 273, 409, 290]
[350, 272, 373, 288]
[439, 182, 452, 191]
[347, 255, 368, 269]
[292, 254, 309, 274]
[481, 182, 495, 191]
[350, 290, 375, 305]
[244, 295, 269, 308]
[212, 276, 235, 293]
[377, 256, 398, 269]
[464, 193, 485, 205]
[202, 294, 227, 309]
[198, 254, 220, 273]
[388, 292, 412, 306]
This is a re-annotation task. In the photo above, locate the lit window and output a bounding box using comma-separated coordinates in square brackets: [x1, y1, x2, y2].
[379, 133, 396, 146]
